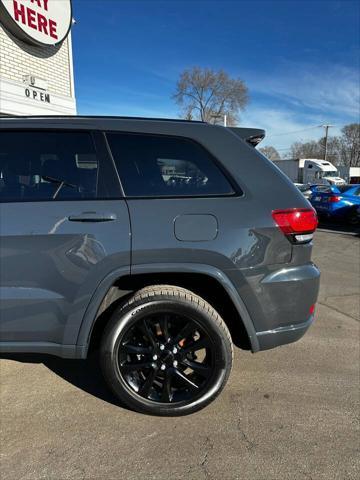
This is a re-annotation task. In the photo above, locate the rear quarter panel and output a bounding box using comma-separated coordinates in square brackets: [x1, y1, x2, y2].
[121, 123, 315, 334]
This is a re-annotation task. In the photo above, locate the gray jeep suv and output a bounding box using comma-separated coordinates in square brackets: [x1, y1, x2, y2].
[0, 116, 320, 416]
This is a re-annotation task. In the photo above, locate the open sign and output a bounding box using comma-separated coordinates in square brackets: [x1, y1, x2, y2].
[0, 0, 72, 46]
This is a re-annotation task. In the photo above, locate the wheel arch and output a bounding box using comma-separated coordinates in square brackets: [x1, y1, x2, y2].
[76, 264, 259, 357]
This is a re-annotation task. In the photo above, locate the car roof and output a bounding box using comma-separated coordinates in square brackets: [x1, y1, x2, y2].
[0, 115, 205, 124]
[0, 116, 265, 145]
[0, 115, 207, 131]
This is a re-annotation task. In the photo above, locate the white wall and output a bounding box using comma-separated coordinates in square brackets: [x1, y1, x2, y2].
[0, 23, 76, 115]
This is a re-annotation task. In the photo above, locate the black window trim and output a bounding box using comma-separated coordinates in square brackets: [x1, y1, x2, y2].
[101, 131, 126, 198]
[104, 130, 243, 200]
[0, 128, 124, 204]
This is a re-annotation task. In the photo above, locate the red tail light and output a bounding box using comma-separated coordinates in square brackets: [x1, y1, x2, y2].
[328, 195, 341, 203]
[272, 208, 318, 243]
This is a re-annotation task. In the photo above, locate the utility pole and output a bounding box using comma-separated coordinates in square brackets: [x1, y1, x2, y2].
[321, 124, 334, 161]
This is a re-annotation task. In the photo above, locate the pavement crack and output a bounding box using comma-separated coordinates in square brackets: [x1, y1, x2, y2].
[237, 419, 256, 451]
[318, 301, 359, 322]
[325, 293, 359, 299]
[199, 436, 214, 479]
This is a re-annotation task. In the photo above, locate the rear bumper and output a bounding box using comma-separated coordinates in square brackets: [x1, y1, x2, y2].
[256, 314, 314, 351]
[236, 262, 320, 352]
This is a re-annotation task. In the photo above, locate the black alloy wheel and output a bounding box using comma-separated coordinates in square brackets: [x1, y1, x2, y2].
[118, 313, 214, 403]
[100, 285, 233, 416]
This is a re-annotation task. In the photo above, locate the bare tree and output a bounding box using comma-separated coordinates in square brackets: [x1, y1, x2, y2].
[285, 124, 359, 166]
[286, 140, 323, 159]
[173, 67, 248, 125]
[259, 146, 281, 160]
[322, 137, 342, 165]
[338, 124, 360, 167]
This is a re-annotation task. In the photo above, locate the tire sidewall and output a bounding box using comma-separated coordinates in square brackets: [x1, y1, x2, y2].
[347, 208, 359, 225]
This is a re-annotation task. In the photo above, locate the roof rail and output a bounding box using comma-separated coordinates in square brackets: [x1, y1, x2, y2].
[2, 115, 205, 124]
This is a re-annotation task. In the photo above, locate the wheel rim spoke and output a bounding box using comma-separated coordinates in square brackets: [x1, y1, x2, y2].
[180, 359, 211, 378]
[138, 367, 158, 398]
[138, 319, 157, 348]
[180, 337, 211, 356]
[159, 314, 170, 341]
[161, 369, 173, 402]
[173, 322, 197, 346]
[173, 368, 200, 391]
[121, 343, 152, 355]
[120, 361, 153, 374]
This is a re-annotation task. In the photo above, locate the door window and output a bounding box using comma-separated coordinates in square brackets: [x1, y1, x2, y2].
[0, 131, 100, 202]
[106, 132, 235, 197]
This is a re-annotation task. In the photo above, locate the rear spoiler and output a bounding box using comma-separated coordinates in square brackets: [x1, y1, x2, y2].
[229, 127, 265, 147]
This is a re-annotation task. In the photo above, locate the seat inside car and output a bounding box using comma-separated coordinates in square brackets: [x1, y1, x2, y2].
[0, 157, 32, 201]
[35, 155, 81, 200]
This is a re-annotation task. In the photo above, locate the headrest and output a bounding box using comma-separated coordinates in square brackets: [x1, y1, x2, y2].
[4, 158, 31, 176]
[42, 157, 79, 184]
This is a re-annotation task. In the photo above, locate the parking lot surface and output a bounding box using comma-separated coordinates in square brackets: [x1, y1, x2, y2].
[1, 230, 359, 480]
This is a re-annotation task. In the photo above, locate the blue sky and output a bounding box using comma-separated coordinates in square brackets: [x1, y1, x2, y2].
[72, 0, 360, 152]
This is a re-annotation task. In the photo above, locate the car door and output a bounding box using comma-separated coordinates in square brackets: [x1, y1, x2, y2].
[0, 128, 130, 346]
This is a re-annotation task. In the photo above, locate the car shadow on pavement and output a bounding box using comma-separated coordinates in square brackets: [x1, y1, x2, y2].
[318, 220, 360, 235]
[0, 352, 132, 411]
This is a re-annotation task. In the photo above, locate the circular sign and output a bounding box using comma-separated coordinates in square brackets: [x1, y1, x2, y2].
[0, 0, 72, 46]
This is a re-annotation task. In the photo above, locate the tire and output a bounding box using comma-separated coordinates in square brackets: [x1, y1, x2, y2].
[346, 208, 359, 226]
[100, 285, 233, 416]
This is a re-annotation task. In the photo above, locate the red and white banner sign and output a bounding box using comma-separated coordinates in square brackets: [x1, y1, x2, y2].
[0, 0, 72, 46]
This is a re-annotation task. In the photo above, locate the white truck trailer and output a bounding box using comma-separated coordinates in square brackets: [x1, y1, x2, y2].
[272, 159, 346, 186]
[337, 166, 360, 184]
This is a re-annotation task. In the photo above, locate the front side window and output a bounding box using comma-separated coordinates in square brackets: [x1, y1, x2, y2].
[106, 132, 235, 197]
[0, 131, 99, 202]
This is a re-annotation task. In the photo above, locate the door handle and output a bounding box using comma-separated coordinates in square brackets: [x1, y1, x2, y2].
[68, 212, 117, 222]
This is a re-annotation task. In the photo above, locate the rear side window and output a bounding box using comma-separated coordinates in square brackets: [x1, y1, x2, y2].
[0, 131, 99, 202]
[106, 132, 235, 197]
[313, 186, 332, 193]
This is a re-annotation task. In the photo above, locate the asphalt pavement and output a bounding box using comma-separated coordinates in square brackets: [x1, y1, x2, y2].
[1, 230, 359, 480]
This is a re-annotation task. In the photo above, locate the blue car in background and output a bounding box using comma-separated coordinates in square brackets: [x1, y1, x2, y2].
[310, 184, 360, 225]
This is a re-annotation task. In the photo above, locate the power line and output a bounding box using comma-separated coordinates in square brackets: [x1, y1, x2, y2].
[265, 124, 336, 155]
[269, 125, 322, 137]
[269, 147, 294, 151]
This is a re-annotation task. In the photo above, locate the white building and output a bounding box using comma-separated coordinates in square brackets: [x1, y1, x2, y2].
[0, 0, 76, 116]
